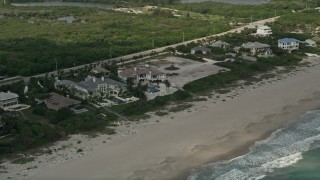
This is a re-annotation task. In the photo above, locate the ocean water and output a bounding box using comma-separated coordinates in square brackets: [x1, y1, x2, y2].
[188, 110, 320, 180]
[263, 148, 320, 180]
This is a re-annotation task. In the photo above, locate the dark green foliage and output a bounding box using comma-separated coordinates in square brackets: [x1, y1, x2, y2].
[57, 113, 106, 133]
[164, 80, 171, 88]
[0, 38, 110, 76]
[165, 47, 176, 53]
[125, 81, 148, 99]
[266, 10, 319, 45]
[170, 0, 316, 22]
[210, 47, 227, 54]
[103, 61, 120, 81]
[50, 108, 74, 124]
[0, 116, 62, 155]
[104, 112, 119, 122]
[32, 106, 47, 116]
[0, 103, 109, 156]
[257, 54, 301, 66]
[0, 7, 228, 76]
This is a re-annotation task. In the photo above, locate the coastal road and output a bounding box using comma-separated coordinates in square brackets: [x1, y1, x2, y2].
[20, 16, 279, 83]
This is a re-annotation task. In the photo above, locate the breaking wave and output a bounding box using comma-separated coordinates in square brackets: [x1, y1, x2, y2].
[188, 110, 320, 180]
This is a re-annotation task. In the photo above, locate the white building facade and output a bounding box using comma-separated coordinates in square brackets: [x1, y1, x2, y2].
[0, 92, 19, 108]
[256, 26, 272, 36]
[278, 38, 300, 51]
[242, 42, 273, 56]
[118, 65, 167, 84]
[55, 77, 126, 98]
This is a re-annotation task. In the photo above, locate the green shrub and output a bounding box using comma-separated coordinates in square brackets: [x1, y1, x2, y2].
[32, 106, 47, 116]
[155, 111, 169, 116]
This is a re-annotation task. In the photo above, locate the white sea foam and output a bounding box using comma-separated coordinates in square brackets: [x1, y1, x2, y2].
[261, 152, 303, 170]
[188, 110, 320, 180]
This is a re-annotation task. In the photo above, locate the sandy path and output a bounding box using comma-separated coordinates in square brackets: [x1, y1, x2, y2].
[22, 60, 320, 180]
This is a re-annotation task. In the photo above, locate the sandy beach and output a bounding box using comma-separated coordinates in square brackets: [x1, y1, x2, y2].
[2, 58, 320, 180]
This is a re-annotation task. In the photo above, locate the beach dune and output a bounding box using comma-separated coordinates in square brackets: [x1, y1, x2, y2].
[29, 63, 320, 180]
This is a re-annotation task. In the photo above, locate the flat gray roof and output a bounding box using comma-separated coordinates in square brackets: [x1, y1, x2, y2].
[242, 42, 270, 49]
[44, 92, 80, 111]
[191, 46, 211, 52]
[0, 92, 19, 101]
[211, 40, 230, 47]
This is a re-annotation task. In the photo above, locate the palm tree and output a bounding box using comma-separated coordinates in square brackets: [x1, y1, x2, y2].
[164, 80, 171, 92]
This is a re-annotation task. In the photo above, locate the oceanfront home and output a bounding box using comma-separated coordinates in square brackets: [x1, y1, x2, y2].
[0, 91, 19, 108]
[77, 76, 126, 97]
[210, 40, 230, 49]
[278, 38, 300, 51]
[305, 39, 317, 47]
[191, 46, 212, 54]
[118, 65, 166, 84]
[55, 77, 126, 98]
[242, 42, 272, 56]
[256, 26, 272, 36]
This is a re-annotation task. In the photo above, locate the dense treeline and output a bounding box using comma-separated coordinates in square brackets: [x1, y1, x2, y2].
[8, 0, 177, 5]
[269, 10, 320, 35]
[0, 7, 228, 76]
[0, 115, 62, 155]
[169, 0, 320, 22]
[0, 108, 115, 155]
[0, 38, 110, 76]
[1, 0, 316, 77]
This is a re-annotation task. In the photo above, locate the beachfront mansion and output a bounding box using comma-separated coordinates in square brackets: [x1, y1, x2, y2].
[256, 26, 272, 36]
[278, 38, 300, 51]
[118, 64, 167, 84]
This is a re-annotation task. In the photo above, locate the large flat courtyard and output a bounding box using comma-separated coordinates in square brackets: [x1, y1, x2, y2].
[150, 56, 228, 88]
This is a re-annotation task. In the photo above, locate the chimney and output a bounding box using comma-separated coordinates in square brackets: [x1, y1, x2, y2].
[93, 77, 96, 83]
[101, 76, 105, 81]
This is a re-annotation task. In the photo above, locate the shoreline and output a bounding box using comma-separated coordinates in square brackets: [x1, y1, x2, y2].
[178, 104, 320, 180]
[2, 58, 320, 179]
[175, 130, 275, 180]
